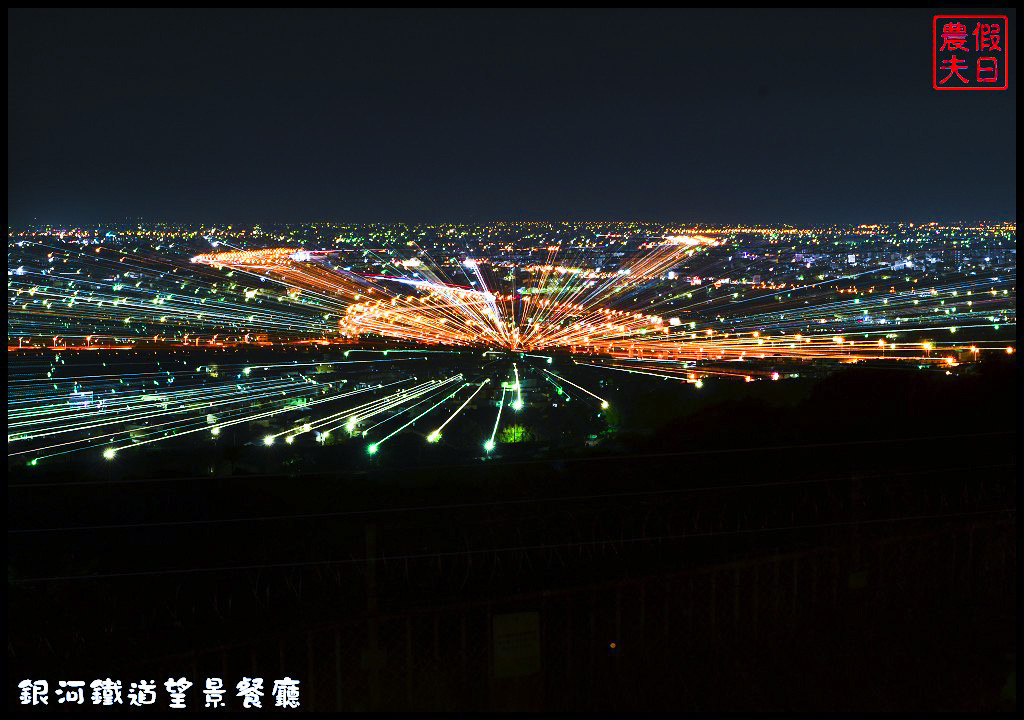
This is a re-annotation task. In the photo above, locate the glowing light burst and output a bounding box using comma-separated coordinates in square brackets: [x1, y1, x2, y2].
[186, 237, 1012, 366]
[12, 234, 1012, 363]
[190, 236, 718, 352]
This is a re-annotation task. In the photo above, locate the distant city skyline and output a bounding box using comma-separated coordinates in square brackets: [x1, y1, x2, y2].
[8, 218, 1018, 232]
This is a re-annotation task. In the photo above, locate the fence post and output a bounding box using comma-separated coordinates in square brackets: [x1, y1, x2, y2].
[279, 636, 285, 679]
[733, 567, 741, 642]
[751, 565, 759, 637]
[306, 632, 314, 710]
[565, 598, 572, 707]
[663, 577, 671, 643]
[638, 580, 646, 654]
[709, 571, 716, 644]
[615, 587, 622, 651]
[433, 614, 440, 709]
[221, 649, 229, 692]
[406, 616, 413, 708]
[334, 628, 342, 710]
[365, 523, 381, 710]
[791, 556, 799, 619]
[190, 651, 198, 706]
[461, 614, 467, 699]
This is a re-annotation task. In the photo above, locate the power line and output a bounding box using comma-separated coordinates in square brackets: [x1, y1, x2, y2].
[8, 462, 1014, 535]
[8, 429, 1013, 489]
[10, 507, 1014, 584]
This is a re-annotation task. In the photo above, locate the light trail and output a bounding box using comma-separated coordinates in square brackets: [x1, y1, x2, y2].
[357, 375, 465, 435]
[366, 381, 471, 455]
[512, 363, 523, 411]
[540, 367, 609, 408]
[485, 387, 507, 453]
[427, 378, 490, 443]
[262, 378, 431, 442]
[7, 227, 1015, 466]
[14, 234, 1010, 364]
[573, 359, 705, 385]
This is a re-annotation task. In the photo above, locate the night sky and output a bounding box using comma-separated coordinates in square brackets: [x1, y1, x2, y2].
[7, 8, 1016, 225]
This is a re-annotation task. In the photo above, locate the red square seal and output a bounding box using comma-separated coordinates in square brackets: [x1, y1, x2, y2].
[933, 15, 1009, 90]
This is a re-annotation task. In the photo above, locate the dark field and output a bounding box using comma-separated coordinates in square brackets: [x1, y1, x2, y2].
[8, 354, 1016, 711]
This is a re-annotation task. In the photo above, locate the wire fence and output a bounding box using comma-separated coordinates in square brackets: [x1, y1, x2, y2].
[120, 512, 1014, 711]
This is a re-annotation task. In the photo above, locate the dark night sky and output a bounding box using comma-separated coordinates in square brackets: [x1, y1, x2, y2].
[7, 8, 1017, 225]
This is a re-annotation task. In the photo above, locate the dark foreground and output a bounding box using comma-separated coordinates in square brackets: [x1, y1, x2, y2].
[8, 359, 1017, 711]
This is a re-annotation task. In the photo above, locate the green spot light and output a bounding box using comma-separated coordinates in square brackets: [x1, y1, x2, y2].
[103, 447, 117, 460]
[427, 431, 441, 443]
[484, 440, 495, 452]
[367, 443, 379, 455]
[694, 379, 704, 389]
[263, 435, 275, 446]
[601, 400, 609, 409]
[512, 399, 524, 411]
[211, 426, 221, 436]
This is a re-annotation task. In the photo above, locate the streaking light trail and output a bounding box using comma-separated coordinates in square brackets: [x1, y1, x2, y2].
[8, 224, 1015, 465]
[540, 367, 609, 408]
